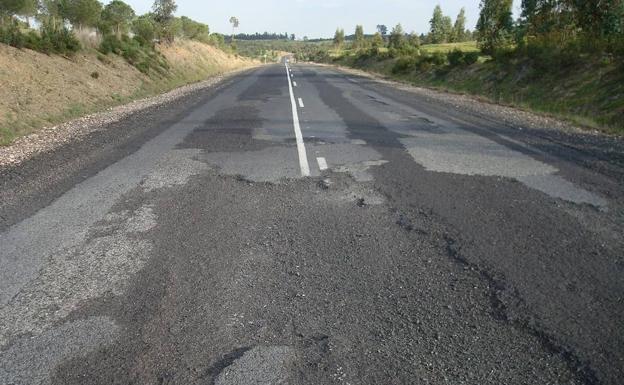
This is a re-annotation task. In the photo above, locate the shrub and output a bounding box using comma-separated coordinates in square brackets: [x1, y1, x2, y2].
[90, 71, 100, 79]
[0, 23, 25, 48]
[39, 23, 81, 54]
[447, 49, 465, 66]
[464, 51, 480, 65]
[98, 35, 169, 75]
[1, 20, 80, 55]
[392, 56, 418, 74]
[431, 51, 447, 66]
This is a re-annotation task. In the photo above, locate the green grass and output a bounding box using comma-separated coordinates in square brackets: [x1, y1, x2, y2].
[420, 41, 479, 54]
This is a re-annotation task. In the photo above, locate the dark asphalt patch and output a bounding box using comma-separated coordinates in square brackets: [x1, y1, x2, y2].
[51, 168, 583, 385]
[304, 68, 622, 384]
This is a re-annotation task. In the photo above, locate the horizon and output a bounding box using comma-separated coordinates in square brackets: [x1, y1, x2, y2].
[106, 0, 523, 40]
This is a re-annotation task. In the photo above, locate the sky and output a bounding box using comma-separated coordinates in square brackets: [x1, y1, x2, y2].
[107, 0, 522, 39]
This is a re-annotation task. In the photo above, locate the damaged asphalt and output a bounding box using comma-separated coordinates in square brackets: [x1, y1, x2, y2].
[1, 64, 623, 385]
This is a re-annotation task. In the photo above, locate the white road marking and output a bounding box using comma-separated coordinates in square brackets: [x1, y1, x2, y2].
[285, 64, 310, 177]
[348, 78, 358, 83]
[293, 81, 297, 87]
[317, 157, 328, 171]
[298, 98, 305, 108]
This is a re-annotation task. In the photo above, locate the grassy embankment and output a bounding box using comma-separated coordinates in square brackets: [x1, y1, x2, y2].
[0, 40, 256, 146]
[325, 41, 624, 134]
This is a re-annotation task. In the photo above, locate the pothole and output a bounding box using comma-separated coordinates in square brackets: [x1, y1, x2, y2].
[212, 346, 295, 385]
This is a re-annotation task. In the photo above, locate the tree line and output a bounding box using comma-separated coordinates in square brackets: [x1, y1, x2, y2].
[477, 0, 623, 55]
[332, 5, 473, 52]
[0, 0, 222, 54]
[328, 1, 622, 60]
[230, 32, 296, 41]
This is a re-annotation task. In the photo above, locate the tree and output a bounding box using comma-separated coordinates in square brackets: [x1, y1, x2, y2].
[0, 0, 37, 24]
[152, 0, 176, 22]
[376, 24, 387, 36]
[429, 5, 452, 43]
[37, 0, 71, 30]
[388, 23, 406, 49]
[180, 16, 208, 39]
[371, 31, 384, 48]
[290, 33, 295, 40]
[333, 27, 344, 47]
[66, 0, 103, 31]
[354, 24, 364, 49]
[452, 7, 467, 42]
[476, 0, 513, 54]
[408, 32, 421, 48]
[152, 0, 177, 42]
[101, 0, 134, 37]
[132, 14, 156, 43]
[229, 16, 239, 42]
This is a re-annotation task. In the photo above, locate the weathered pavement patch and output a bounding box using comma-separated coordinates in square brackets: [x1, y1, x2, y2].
[1, 63, 623, 385]
[50, 168, 583, 385]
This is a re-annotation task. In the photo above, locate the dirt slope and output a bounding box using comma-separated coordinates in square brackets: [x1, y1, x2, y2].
[0, 40, 256, 145]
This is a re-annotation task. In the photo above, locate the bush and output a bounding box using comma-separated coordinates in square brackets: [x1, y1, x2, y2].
[431, 51, 447, 66]
[99, 35, 168, 75]
[1, 20, 80, 55]
[392, 56, 418, 74]
[464, 51, 480, 65]
[447, 49, 465, 66]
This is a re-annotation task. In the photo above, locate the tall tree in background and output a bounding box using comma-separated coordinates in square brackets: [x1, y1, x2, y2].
[0, 0, 37, 24]
[376, 24, 387, 36]
[408, 32, 421, 48]
[229, 16, 239, 42]
[152, 0, 176, 22]
[333, 28, 344, 48]
[429, 5, 450, 43]
[38, 0, 70, 30]
[152, 0, 177, 42]
[476, 0, 513, 54]
[452, 7, 467, 42]
[354, 24, 364, 49]
[388, 23, 406, 49]
[371, 31, 384, 48]
[101, 0, 134, 37]
[66, 0, 102, 31]
[132, 14, 156, 43]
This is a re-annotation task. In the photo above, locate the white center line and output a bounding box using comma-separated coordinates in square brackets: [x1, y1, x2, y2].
[285, 64, 310, 177]
[293, 81, 297, 87]
[317, 157, 328, 171]
[298, 98, 305, 108]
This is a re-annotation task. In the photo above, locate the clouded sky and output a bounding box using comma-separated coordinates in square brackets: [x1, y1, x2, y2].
[108, 0, 522, 39]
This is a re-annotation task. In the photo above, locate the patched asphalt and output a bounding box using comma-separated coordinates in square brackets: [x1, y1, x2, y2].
[1, 64, 623, 385]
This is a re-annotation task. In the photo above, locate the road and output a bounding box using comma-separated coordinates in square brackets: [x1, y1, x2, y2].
[1, 62, 623, 385]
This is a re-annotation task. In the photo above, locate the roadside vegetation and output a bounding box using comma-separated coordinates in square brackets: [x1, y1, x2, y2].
[288, 2, 624, 134]
[0, 0, 253, 145]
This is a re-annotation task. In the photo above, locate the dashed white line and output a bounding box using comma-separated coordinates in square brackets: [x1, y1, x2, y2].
[298, 98, 305, 108]
[293, 81, 297, 87]
[285, 64, 310, 177]
[317, 157, 328, 171]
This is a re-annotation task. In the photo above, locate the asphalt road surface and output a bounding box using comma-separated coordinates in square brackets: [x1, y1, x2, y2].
[1, 63, 623, 385]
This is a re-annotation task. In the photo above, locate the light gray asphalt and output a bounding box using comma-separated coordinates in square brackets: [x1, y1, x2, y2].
[0, 63, 623, 385]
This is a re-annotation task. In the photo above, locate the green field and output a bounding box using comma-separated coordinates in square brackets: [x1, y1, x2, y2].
[420, 41, 479, 53]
